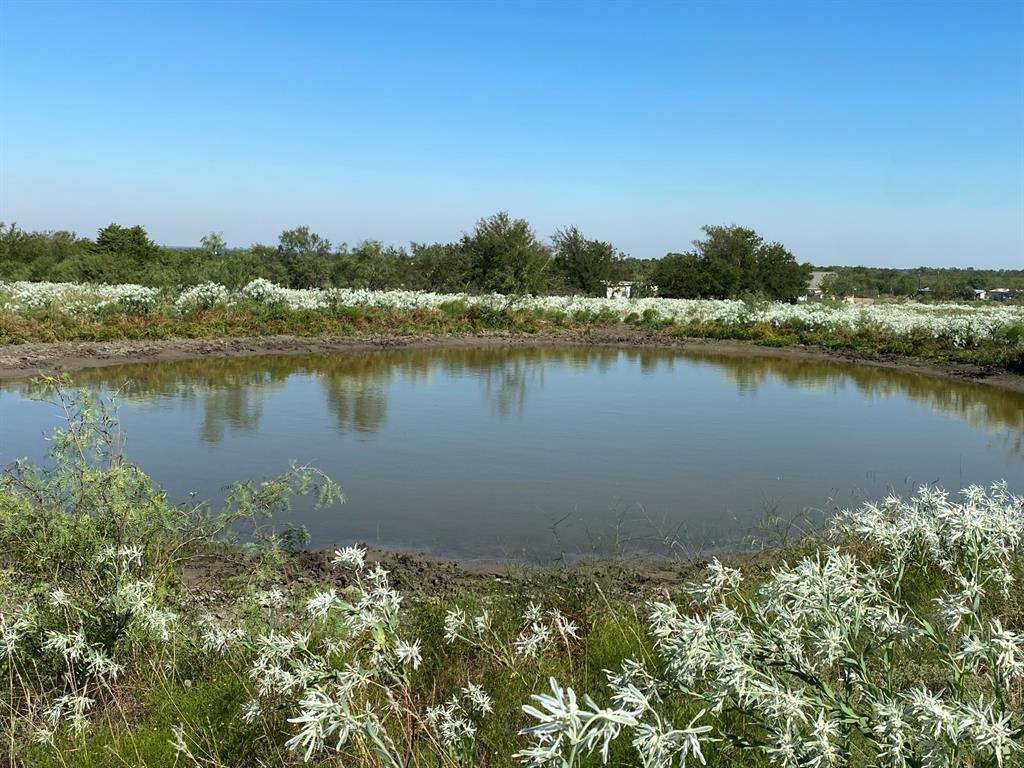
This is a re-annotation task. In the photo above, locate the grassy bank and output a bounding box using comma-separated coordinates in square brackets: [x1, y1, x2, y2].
[1, 384, 1022, 767]
[2, 296, 1023, 373]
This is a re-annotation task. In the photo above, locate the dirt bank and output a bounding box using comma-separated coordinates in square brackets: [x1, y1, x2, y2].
[1, 328, 1022, 392]
[183, 542, 786, 601]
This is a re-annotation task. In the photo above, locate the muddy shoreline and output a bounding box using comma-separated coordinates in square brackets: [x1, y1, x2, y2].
[2, 328, 1023, 392]
[184, 542, 787, 600]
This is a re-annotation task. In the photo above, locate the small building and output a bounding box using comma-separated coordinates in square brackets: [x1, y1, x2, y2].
[972, 289, 988, 300]
[603, 281, 634, 299]
[990, 288, 1022, 301]
[805, 271, 836, 299]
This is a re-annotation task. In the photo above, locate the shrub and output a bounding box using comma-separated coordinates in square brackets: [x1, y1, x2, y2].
[518, 485, 1024, 767]
[174, 282, 230, 311]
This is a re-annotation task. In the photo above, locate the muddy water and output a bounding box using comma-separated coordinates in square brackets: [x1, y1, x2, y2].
[2, 346, 1021, 559]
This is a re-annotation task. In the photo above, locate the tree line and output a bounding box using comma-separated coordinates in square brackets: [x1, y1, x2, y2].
[4, 215, 811, 300]
[820, 266, 1024, 300]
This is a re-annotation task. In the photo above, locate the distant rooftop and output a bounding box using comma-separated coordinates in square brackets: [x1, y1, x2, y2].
[808, 271, 836, 291]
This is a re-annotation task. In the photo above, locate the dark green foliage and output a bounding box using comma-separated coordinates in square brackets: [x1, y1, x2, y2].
[276, 225, 334, 288]
[460, 212, 553, 295]
[95, 223, 160, 263]
[4, 220, 1020, 305]
[651, 252, 703, 299]
[756, 241, 812, 300]
[200, 231, 227, 257]
[821, 265, 1024, 299]
[653, 225, 811, 301]
[408, 241, 474, 292]
[551, 225, 622, 296]
[333, 240, 414, 290]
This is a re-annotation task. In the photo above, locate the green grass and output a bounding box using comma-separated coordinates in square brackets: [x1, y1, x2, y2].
[22, 547, 1022, 768]
[12, 572, 647, 767]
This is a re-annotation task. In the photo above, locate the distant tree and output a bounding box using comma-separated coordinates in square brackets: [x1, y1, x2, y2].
[755, 241, 811, 301]
[617, 256, 659, 294]
[892, 273, 919, 297]
[201, 231, 226, 257]
[818, 266, 1024, 299]
[655, 225, 809, 301]
[6, 219, 1022, 299]
[819, 273, 844, 296]
[277, 226, 331, 262]
[551, 226, 620, 296]
[0, 224, 57, 280]
[693, 225, 760, 297]
[277, 226, 333, 288]
[95, 224, 160, 263]
[409, 242, 473, 292]
[651, 252, 702, 298]
[461, 212, 552, 295]
[206, 248, 283, 289]
[334, 241, 411, 290]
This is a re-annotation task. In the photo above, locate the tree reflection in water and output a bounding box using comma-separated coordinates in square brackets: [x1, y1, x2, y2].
[9, 346, 1021, 455]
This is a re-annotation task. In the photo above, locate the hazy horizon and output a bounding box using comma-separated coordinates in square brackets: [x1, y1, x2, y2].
[2, 0, 1022, 269]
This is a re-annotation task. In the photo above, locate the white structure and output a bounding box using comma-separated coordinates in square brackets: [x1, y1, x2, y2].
[990, 288, 1022, 301]
[805, 271, 836, 299]
[603, 281, 634, 299]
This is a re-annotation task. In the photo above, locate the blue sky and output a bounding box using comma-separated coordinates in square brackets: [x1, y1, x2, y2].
[1, 1, 1022, 267]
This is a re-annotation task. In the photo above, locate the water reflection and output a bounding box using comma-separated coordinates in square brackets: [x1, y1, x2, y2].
[687, 350, 1024, 452]
[2, 346, 1021, 558]
[3, 347, 1021, 451]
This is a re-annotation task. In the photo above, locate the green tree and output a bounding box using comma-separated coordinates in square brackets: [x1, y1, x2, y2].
[655, 225, 809, 300]
[0, 224, 89, 281]
[277, 226, 333, 288]
[461, 212, 552, 295]
[334, 241, 410, 290]
[409, 242, 474, 292]
[651, 252, 702, 298]
[95, 224, 160, 263]
[693, 225, 760, 297]
[755, 241, 811, 301]
[200, 231, 226, 257]
[551, 226, 620, 296]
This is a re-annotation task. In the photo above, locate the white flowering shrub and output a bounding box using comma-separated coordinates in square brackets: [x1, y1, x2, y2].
[190, 544, 503, 767]
[241, 277, 289, 304]
[246, 553, 424, 763]
[423, 682, 495, 766]
[3, 280, 1022, 349]
[237, 277, 336, 309]
[444, 599, 582, 667]
[173, 281, 230, 311]
[98, 283, 161, 313]
[0, 382, 342, 757]
[0, 545, 178, 745]
[518, 484, 1024, 767]
[0, 280, 160, 313]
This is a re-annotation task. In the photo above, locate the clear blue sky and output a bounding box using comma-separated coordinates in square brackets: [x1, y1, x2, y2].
[1, 0, 1022, 268]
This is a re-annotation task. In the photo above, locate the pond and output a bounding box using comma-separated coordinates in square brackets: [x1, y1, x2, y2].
[1, 346, 1022, 560]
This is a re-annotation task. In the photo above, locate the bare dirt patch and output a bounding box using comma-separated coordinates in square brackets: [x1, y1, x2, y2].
[182, 541, 786, 602]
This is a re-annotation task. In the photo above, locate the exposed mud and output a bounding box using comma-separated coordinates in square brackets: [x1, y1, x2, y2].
[182, 542, 786, 600]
